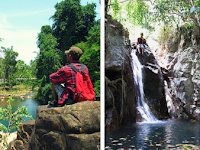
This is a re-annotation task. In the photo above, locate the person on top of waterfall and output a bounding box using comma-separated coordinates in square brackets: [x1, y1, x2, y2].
[137, 32, 147, 57]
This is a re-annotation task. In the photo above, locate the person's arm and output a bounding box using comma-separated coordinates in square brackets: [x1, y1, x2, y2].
[83, 65, 89, 74]
[144, 39, 148, 46]
[49, 67, 67, 84]
[137, 38, 139, 45]
[143, 39, 146, 44]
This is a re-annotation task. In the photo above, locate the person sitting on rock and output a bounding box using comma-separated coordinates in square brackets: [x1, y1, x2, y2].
[49, 47, 89, 106]
[137, 32, 147, 57]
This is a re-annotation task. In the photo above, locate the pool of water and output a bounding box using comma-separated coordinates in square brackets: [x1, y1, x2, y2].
[0, 92, 42, 131]
[106, 120, 200, 149]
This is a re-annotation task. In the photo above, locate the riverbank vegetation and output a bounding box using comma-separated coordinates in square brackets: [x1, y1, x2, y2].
[0, 45, 37, 96]
[0, 85, 37, 97]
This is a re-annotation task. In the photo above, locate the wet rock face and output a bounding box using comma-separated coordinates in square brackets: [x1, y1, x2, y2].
[169, 47, 200, 120]
[105, 14, 136, 128]
[137, 47, 169, 119]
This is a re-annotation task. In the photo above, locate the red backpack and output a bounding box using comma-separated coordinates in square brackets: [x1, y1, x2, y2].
[68, 64, 95, 102]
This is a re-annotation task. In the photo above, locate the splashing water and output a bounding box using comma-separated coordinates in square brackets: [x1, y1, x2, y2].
[131, 50, 158, 123]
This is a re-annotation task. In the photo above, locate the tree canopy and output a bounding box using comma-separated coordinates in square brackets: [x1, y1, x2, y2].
[51, 0, 97, 65]
[1, 46, 18, 90]
[35, 25, 61, 102]
[106, 0, 200, 30]
[75, 20, 100, 97]
[34, 0, 99, 102]
[0, 43, 36, 89]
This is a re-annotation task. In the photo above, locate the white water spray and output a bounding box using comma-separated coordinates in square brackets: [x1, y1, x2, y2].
[131, 50, 158, 122]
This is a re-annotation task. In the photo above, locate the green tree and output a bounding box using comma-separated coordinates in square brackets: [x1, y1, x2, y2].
[0, 38, 4, 79]
[51, 0, 96, 65]
[35, 25, 61, 102]
[74, 20, 100, 97]
[0, 38, 4, 78]
[147, 0, 200, 28]
[29, 59, 37, 78]
[34, 1, 98, 102]
[13, 60, 36, 86]
[15, 60, 30, 78]
[106, 0, 200, 48]
[0, 58, 4, 79]
[106, 0, 149, 27]
[107, 0, 200, 30]
[1, 46, 18, 90]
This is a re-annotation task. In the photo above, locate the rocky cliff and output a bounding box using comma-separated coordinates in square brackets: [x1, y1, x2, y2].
[166, 46, 200, 120]
[8, 101, 100, 150]
[105, 14, 136, 128]
[154, 26, 200, 121]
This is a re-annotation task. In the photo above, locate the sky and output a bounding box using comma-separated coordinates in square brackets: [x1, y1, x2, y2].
[0, 0, 101, 65]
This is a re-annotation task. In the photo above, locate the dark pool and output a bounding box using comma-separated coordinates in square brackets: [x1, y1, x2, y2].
[105, 120, 200, 149]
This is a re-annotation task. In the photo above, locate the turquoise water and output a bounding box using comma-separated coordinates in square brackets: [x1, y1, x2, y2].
[0, 93, 42, 131]
[106, 120, 200, 149]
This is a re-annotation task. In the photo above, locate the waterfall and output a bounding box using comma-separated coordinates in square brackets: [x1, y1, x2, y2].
[131, 50, 158, 122]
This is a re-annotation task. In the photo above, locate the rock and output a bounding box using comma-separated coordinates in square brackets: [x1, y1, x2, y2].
[10, 101, 100, 150]
[164, 81, 177, 118]
[153, 25, 200, 121]
[105, 14, 136, 128]
[0, 131, 17, 149]
[19, 120, 35, 148]
[169, 47, 200, 120]
[139, 46, 169, 119]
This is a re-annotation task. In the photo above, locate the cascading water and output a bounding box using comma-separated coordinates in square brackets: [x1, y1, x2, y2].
[131, 49, 158, 122]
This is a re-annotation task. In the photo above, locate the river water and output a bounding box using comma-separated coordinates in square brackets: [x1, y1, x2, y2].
[0, 92, 42, 130]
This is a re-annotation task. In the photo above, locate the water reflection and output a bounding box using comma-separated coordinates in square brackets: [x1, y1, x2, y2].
[106, 120, 200, 149]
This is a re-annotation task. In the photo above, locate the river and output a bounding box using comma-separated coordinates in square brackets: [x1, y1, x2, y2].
[0, 92, 43, 131]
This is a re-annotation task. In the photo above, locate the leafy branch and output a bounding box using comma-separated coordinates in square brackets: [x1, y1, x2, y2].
[0, 97, 32, 148]
[107, 0, 130, 6]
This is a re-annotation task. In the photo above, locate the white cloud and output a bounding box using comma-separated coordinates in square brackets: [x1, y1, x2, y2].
[1, 37, 39, 65]
[0, 9, 53, 64]
[0, 27, 40, 64]
[7, 9, 53, 17]
[0, 13, 11, 29]
[0, 28, 39, 40]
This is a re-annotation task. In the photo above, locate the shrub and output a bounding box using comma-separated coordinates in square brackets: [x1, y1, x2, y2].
[0, 97, 32, 148]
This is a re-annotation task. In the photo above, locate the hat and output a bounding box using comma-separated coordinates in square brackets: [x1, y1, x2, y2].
[65, 47, 83, 59]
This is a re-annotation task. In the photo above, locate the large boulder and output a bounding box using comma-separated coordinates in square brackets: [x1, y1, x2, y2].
[105, 14, 136, 128]
[9, 101, 100, 150]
